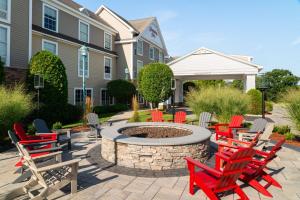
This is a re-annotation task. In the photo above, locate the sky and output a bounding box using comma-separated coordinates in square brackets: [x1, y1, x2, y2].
[75, 0, 300, 76]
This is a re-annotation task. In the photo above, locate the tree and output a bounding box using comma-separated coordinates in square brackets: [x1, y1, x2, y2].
[231, 80, 244, 90]
[107, 79, 136, 104]
[138, 63, 173, 107]
[262, 69, 299, 101]
[247, 89, 262, 115]
[0, 58, 4, 84]
[193, 80, 225, 90]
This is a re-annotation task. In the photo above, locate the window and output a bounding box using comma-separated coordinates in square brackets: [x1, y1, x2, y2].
[43, 4, 58, 32]
[0, 25, 9, 66]
[0, 0, 10, 23]
[101, 89, 114, 105]
[42, 39, 57, 55]
[78, 50, 89, 77]
[149, 46, 154, 60]
[104, 32, 112, 50]
[74, 88, 92, 106]
[79, 21, 89, 43]
[104, 57, 112, 80]
[136, 60, 143, 78]
[137, 40, 143, 56]
[159, 51, 164, 63]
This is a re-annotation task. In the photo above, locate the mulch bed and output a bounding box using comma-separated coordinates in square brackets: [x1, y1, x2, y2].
[120, 126, 192, 138]
[269, 132, 300, 147]
[70, 126, 90, 133]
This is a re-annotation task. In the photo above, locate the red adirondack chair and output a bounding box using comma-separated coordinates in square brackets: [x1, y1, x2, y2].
[168, 111, 186, 123]
[14, 123, 57, 142]
[185, 147, 255, 200]
[215, 115, 244, 141]
[218, 138, 285, 197]
[146, 110, 164, 122]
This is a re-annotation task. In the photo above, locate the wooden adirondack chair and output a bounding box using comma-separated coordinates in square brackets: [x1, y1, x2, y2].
[168, 111, 186, 123]
[215, 115, 244, 141]
[18, 143, 80, 199]
[146, 110, 164, 122]
[86, 113, 101, 139]
[185, 147, 255, 200]
[8, 130, 61, 168]
[199, 112, 212, 128]
[238, 118, 268, 141]
[218, 138, 285, 197]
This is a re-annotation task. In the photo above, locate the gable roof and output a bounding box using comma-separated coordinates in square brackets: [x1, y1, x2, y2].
[128, 17, 155, 33]
[168, 47, 262, 70]
[95, 5, 139, 34]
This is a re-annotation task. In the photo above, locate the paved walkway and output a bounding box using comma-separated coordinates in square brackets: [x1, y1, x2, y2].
[1, 130, 300, 200]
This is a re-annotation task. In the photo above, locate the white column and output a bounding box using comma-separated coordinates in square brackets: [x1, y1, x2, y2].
[243, 75, 256, 92]
[175, 80, 183, 104]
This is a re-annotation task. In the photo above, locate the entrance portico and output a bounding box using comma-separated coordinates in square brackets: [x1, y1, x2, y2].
[168, 48, 263, 104]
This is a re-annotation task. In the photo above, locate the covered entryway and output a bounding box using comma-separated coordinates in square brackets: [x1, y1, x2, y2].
[168, 47, 263, 104]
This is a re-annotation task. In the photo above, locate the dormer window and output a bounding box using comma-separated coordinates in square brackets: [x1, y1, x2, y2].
[149, 47, 154, 60]
[104, 32, 112, 50]
[79, 21, 89, 43]
[137, 40, 143, 56]
[43, 4, 58, 32]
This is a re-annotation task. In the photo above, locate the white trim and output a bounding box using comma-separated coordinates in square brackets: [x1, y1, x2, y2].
[100, 88, 114, 105]
[28, 0, 32, 61]
[78, 20, 89, 43]
[115, 39, 136, 44]
[42, 39, 58, 55]
[41, 0, 117, 35]
[131, 42, 134, 79]
[0, 23, 10, 66]
[42, 3, 59, 33]
[167, 47, 263, 70]
[149, 46, 154, 60]
[0, 0, 11, 24]
[104, 31, 112, 50]
[33, 30, 117, 57]
[73, 87, 93, 105]
[104, 56, 112, 80]
[137, 39, 143, 56]
[78, 49, 89, 78]
[96, 5, 137, 34]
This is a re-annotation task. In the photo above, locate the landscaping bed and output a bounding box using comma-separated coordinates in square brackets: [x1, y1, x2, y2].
[270, 132, 300, 147]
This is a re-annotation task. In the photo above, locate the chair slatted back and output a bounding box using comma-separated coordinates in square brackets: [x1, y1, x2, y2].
[249, 118, 268, 133]
[174, 111, 186, 123]
[14, 123, 28, 141]
[87, 113, 99, 125]
[151, 110, 164, 122]
[8, 130, 19, 146]
[229, 115, 244, 127]
[264, 138, 285, 161]
[216, 148, 255, 189]
[199, 112, 212, 128]
[33, 119, 51, 133]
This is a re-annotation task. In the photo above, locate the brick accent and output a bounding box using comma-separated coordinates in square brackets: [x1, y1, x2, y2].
[4, 67, 28, 85]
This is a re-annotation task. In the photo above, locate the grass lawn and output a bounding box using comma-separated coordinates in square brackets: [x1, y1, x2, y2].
[62, 112, 118, 129]
[135, 110, 173, 122]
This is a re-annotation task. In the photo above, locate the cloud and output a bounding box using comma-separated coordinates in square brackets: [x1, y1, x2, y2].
[153, 10, 178, 24]
[291, 37, 300, 46]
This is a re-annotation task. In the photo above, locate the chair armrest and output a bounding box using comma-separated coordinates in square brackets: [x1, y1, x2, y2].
[28, 147, 61, 154]
[215, 152, 231, 162]
[227, 138, 251, 146]
[185, 157, 222, 177]
[37, 159, 81, 172]
[20, 140, 57, 146]
[218, 142, 241, 150]
[32, 151, 63, 160]
[255, 149, 269, 157]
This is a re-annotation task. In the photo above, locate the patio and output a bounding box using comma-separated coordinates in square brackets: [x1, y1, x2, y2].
[1, 115, 300, 200]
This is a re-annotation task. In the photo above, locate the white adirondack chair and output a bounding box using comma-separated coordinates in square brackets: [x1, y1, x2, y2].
[18, 143, 80, 199]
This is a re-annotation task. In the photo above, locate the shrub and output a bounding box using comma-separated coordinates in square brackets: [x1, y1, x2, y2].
[107, 79, 136, 103]
[52, 122, 62, 130]
[0, 58, 4, 84]
[93, 104, 128, 115]
[284, 132, 295, 140]
[186, 87, 249, 123]
[0, 85, 33, 139]
[129, 95, 140, 122]
[283, 89, 300, 130]
[27, 124, 36, 135]
[138, 63, 173, 107]
[266, 101, 273, 112]
[273, 125, 291, 135]
[247, 89, 262, 115]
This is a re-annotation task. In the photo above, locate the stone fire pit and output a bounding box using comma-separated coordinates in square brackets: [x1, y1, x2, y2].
[101, 122, 211, 170]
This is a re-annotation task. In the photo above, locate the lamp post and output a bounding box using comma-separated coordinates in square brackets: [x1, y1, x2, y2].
[34, 74, 44, 116]
[257, 73, 268, 118]
[80, 45, 89, 115]
[171, 78, 176, 122]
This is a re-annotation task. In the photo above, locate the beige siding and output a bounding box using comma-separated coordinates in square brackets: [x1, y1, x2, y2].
[32, 0, 42, 27]
[98, 9, 132, 40]
[59, 10, 78, 39]
[32, 34, 117, 106]
[116, 43, 132, 79]
[7, 0, 30, 68]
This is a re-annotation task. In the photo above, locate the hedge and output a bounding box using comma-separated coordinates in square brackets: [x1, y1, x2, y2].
[93, 104, 128, 115]
[107, 79, 136, 103]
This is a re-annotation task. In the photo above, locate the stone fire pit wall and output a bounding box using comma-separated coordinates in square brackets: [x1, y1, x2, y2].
[101, 123, 211, 170]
